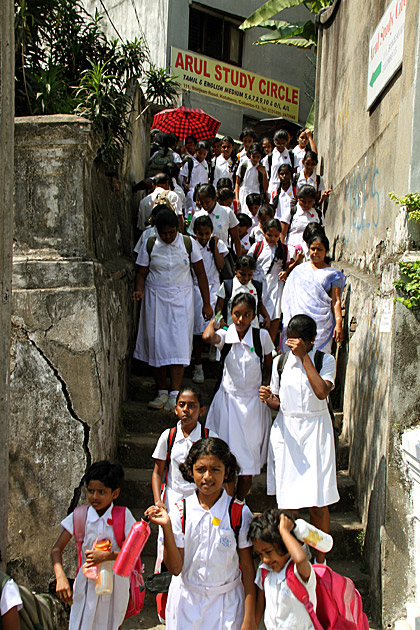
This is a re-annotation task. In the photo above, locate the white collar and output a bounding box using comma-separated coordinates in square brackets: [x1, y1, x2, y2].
[175, 420, 203, 443]
[225, 324, 254, 347]
[189, 489, 230, 525]
[87, 503, 114, 523]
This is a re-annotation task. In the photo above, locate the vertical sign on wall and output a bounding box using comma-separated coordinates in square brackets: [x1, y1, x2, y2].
[367, 0, 406, 109]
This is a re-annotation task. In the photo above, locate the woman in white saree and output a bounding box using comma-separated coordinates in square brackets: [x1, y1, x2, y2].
[281, 231, 345, 353]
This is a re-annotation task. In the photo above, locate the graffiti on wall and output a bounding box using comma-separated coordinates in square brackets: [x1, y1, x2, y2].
[344, 162, 380, 233]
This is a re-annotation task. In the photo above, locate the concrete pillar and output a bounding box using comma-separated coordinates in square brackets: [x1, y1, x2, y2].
[0, 0, 14, 568]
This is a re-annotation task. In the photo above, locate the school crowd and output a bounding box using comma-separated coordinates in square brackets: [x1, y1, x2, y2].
[0, 127, 358, 630]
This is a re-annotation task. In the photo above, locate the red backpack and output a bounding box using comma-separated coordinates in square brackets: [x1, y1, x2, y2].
[73, 504, 145, 619]
[261, 561, 368, 630]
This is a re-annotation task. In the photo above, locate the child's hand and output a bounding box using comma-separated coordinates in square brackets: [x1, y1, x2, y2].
[278, 270, 288, 282]
[56, 575, 72, 606]
[131, 290, 143, 301]
[84, 548, 110, 567]
[259, 385, 272, 403]
[202, 303, 213, 321]
[184, 183, 190, 192]
[320, 188, 332, 203]
[260, 314, 270, 330]
[145, 504, 171, 528]
[285, 337, 307, 358]
[333, 319, 344, 343]
[279, 512, 295, 536]
[257, 165, 265, 174]
[155, 499, 165, 510]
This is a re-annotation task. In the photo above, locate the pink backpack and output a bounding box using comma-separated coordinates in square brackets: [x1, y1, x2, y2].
[262, 561, 369, 630]
[73, 504, 145, 619]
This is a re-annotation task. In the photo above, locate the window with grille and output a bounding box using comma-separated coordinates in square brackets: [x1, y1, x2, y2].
[188, 3, 243, 66]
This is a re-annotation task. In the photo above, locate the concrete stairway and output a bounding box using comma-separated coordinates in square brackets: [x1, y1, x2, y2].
[119, 357, 372, 630]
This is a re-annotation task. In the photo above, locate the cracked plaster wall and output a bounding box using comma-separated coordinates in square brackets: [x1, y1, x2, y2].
[8, 107, 150, 589]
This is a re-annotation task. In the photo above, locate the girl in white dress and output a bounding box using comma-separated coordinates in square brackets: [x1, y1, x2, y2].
[259, 314, 339, 563]
[146, 437, 257, 630]
[132, 207, 212, 412]
[51, 462, 136, 630]
[248, 218, 293, 343]
[204, 293, 274, 500]
[235, 142, 268, 211]
[250, 510, 316, 630]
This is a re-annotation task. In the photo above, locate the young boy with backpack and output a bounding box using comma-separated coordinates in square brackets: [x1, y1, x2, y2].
[180, 141, 209, 213]
[51, 461, 139, 630]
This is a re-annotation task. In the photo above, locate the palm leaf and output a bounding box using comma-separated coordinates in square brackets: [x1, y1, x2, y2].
[256, 36, 315, 48]
[256, 19, 297, 30]
[240, 0, 305, 30]
[305, 101, 315, 130]
[257, 22, 303, 41]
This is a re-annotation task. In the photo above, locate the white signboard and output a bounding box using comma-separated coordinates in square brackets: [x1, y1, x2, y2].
[367, 0, 406, 109]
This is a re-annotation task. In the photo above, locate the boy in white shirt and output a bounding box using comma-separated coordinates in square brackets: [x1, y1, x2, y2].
[138, 173, 183, 232]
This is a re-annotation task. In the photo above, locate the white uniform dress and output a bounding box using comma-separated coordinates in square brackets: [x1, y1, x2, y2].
[165, 490, 253, 630]
[213, 154, 236, 188]
[193, 238, 228, 334]
[292, 145, 307, 172]
[296, 171, 325, 194]
[272, 183, 295, 220]
[248, 240, 294, 320]
[152, 421, 217, 571]
[189, 203, 238, 247]
[263, 148, 297, 198]
[180, 157, 209, 212]
[206, 325, 274, 475]
[215, 277, 260, 328]
[281, 205, 322, 250]
[133, 233, 203, 367]
[255, 559, 317, 630]
[267, 351, 339, 509]
[238, 159, 262, 211]
[61, 504, 136, 630]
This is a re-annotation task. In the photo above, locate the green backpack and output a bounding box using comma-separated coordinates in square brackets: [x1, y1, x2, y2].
[0, 571, 54, 630]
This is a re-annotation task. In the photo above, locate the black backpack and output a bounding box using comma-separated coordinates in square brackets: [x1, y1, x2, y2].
[214, 326, 263, 394]
[208, 236, 235, 281]
[267, 150, 295, 180]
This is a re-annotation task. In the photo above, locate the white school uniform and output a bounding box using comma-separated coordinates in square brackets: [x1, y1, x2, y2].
[137, 187, 182, 231]
[241, 207, 259, 227]
[292, 144, 307, 172]
[213, 154, 236, 187]
[267, 351, 339, 509]
[238, 159, 263, 211]
[61, 504, 136, 630]
[133, 233, 203, 367]
[248, 240, 293, 320]
[272, 184, 295, 220]
[193, 238, 228, 334]
[249, 224, 264, 242]
[263, 148, 297, 198]
[240, 232, 252, 252]
[255, 559, 317, 630]
[296, 171, 325, 193]
[206, 325, 274, 475]
[180, 157, 209, 212]
[152, 421, 217, 573]
[0, 578, 22, 616]
[189, 203, 238, 247]
[281, 205, 322, 249]
[165, 489, 253, 630]
[133, 226, 156, 255]
[216, 277, 260, 327]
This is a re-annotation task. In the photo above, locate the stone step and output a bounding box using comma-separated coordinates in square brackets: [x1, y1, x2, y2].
[119, 433, 162, 467]
[336, 436, 350, 471]
[121, 401, 178, 434]
[128, 374, 218, 406]
[300, 510, 363, 561]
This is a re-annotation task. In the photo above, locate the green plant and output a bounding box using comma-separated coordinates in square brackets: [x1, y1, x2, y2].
[389, 192, 420, 223]
[393, 260, 420, 309]
[14, 0, 178, 167]
[239, 0, 333, 49]
[356, 529, 365, 554]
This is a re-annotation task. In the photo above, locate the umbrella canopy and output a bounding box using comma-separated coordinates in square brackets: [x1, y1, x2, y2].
[152, 107, 221, 142]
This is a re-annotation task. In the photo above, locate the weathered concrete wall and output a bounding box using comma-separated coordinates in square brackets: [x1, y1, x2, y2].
[8, 106, 150, 589]
[316, 1, 420, 626]
[316, 0, 420, 274]
[0, 0, 14, 568]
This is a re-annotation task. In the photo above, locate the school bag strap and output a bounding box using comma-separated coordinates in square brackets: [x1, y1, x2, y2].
[110, 505, 127, 550]
[285, 562, 323, 630]
[73, 504, 89, 574]
[146, 234, 192, 261]
[186, 156, 194, 184]
[221, 278, 262, 323]
[161, 425, 209, 499]
[289, 150, 295, 170]
[228, 497, 244, 544]
[252, 240, 264, 261]
[214, 326, 263, 394]
[267, 153, 273, 179]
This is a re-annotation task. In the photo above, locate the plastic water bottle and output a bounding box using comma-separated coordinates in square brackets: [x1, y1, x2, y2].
[186, 210, 192, 228]
[96, 560, 114, 595]
[82, 538, 112, 580]
[293, 518, 333, 553]
[214, 311, 223, 330]
[113, 518, 150, 577]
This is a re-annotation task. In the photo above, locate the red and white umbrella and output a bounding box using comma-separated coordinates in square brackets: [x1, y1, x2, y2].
[152, 107, 221, 141]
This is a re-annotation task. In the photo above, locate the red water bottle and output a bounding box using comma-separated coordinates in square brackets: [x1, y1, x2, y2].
[113, 518, 150, 577]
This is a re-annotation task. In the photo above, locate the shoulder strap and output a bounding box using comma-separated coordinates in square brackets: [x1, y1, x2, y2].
[201, 425, 209, 438]
[277, 352, 290, 381]
[253, 240, 264, 260]
[314, 350, 324, 373]
[292, 185, 298, 198]
[208, 235, 216, 255]
[268, 153, 273, 179]
[261, 567, 268, 589]
[285, 562, 323, 630]
[316, 174, 320, 190]
[251, 327, 263, 363]
[187, 157, 194, 184]
[146, 235, 157, 257]
[214, 341, 233, 395]
[289, 150, 295, 169]
[111, 505, 126, 549]
[222, 279, 233, 322]
[228, 497, 244, 543]
[292, 172, 299, 186]
[73, 504, 89, 572]
[240, 162, 247, 181]
[257, 169, 265, 198]
[252, 279, 263, 302]
[182, 234, 193, 260]
[289, 203, 297, 229]
[181, 498, 186, 534]
[161, 426, 177, 494]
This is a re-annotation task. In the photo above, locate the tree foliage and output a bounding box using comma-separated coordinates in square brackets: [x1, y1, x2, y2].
[15, 0, 179, 167]
[239, 0, 333, 49]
